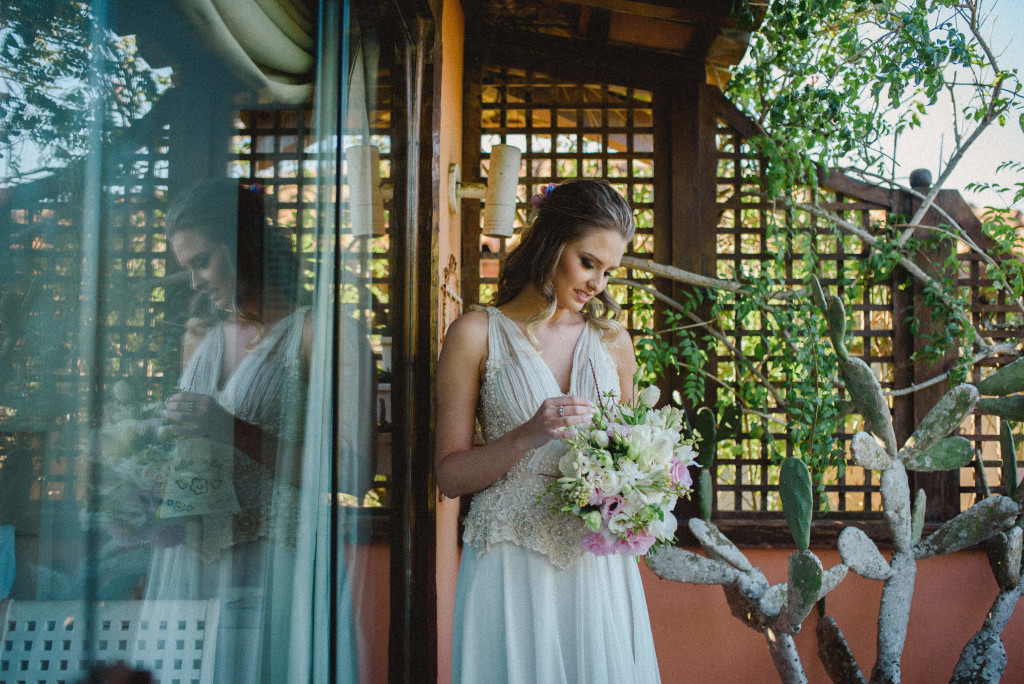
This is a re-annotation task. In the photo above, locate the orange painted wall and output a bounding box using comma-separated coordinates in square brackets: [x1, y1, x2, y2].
[434, 1, 466, 683]
[643, 547, 1024, 683]
[347, 543, 390, 684]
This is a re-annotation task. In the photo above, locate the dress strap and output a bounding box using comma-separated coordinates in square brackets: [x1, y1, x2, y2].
[482, 306, 518, 372]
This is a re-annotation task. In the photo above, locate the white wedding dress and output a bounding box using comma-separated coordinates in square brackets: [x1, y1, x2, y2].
[144, 308, 308, 683]
[451, 307, 661, 684]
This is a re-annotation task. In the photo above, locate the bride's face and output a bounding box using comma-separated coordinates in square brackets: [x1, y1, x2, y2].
[551, 227, 627, 312]
[171, 229, 237, 310]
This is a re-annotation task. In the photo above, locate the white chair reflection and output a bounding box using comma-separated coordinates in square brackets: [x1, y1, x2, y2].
[0, 598, 219, 683]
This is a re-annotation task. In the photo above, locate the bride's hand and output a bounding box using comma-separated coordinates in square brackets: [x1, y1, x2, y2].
[516, 395, 593, 450]
[164, 391, 234, 442]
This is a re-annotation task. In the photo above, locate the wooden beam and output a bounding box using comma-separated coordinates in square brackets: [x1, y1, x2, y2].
[469, 25, 702, 89]
[557, 0, 741, 25]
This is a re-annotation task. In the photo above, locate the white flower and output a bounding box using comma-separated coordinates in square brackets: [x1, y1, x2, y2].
[673, 442, 698, 466]
[597, 468, 626, 497]
[639, 384, 661, 408]
[627, 424, 675, 467]
[649, 509, 678, 540]
[589, 429, 610, 448]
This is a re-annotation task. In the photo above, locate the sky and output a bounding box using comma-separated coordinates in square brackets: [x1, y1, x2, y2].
[892, 1, 1024, 210]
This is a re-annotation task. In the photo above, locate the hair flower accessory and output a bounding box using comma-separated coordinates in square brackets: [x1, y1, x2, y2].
[529, 183, 558, 220]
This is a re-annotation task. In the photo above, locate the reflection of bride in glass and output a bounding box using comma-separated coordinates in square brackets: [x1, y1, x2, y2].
[146, 180, 312, 682]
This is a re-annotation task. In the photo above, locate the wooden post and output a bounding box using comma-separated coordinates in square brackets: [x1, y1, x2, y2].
[903, 169, 961, 522]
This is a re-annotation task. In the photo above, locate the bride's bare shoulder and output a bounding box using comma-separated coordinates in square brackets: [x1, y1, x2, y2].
[441, 309, 490, 351]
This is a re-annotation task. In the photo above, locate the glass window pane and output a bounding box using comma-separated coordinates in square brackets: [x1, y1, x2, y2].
[0, 1, 386, 681]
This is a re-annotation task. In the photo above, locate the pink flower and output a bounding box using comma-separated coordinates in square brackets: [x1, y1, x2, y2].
[620, 530, 656, 555]
[588, 489, 603, 506]
[581, 532, 615, 556]
[606, 423, 632, 437]
[600, 495, 625, 523]
[669, 458, 693, 488]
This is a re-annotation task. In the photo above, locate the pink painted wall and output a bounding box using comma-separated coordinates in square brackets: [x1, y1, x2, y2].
[643, 547, 1024, 683]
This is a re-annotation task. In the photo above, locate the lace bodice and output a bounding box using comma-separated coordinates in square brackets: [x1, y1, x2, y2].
[463, 306, 621, 569]
[176, 307, 309, 559]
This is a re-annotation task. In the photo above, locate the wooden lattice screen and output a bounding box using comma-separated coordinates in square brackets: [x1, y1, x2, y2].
[713, 120, 894, 515]
[474, 66, 1021, 525]
[475, 65, 656, 333]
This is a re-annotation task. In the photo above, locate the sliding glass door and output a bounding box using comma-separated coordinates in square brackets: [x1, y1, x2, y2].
[0, 1, 408, 680]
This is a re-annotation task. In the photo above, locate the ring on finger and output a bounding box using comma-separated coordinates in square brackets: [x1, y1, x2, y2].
[187, 401, 196, 413]
[557, 405, 564, 417]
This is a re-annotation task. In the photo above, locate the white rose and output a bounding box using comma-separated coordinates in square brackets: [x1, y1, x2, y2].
[589, 429, 610, 448]
[599, 469, 625, 496]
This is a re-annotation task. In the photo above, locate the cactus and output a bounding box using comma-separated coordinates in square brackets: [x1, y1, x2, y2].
[910, 489, 926, 546]
[977, 395, 1024, 421]
[648, 516, 848, 684]
[841, 357, 898, 457]
[1000, 422, 1018, 499]
[810, 275, 828, 314]
[787, 550, 824, 628]
[781, 457, 813, 551]
[851, 431, 894, 471]
[903, 436, 974, 472]
[817, 616, 868, 684]
[826, 295, 849, 361]
[837, 527, 892, 581]
[913, 496, 1019, 559]
[647, 285, 1023, 684]
[698, 469, 713, 522]
[976, 357, 1024, 396]
[951, 421, 1024, 682]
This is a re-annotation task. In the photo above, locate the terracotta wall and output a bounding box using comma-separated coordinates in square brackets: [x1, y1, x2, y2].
[434, 1, 466, 682]
[644, 547, 1024, 683]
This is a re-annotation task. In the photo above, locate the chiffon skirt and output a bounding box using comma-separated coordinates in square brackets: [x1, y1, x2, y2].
[452, 542, 661, 684]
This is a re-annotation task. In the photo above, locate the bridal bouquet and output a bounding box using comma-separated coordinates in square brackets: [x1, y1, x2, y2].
[79, 383, 240, 548]
[547, 382, 697, 557]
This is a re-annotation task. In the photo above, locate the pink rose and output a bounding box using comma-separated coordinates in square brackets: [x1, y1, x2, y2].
[581, 532, 615, 556]
[669, 458, 693, 488]
[601, 494, 625, 523]
[621, 530, 656, 556]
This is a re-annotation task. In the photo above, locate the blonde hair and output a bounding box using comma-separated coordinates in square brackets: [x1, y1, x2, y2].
[493, 179, 635, 344]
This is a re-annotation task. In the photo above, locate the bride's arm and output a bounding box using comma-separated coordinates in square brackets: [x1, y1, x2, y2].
[434, 311, 592, 499]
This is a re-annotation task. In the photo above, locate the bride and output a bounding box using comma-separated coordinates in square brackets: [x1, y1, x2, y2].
[436, 179, 661, 683]
[149, 180, 312, 682]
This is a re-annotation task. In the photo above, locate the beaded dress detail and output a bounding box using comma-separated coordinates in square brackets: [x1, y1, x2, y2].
[463, 306, 620, 570]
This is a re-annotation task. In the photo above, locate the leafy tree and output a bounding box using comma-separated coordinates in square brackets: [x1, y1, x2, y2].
[0, 0, 168, 182]
[632, 0, 1023, 494]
